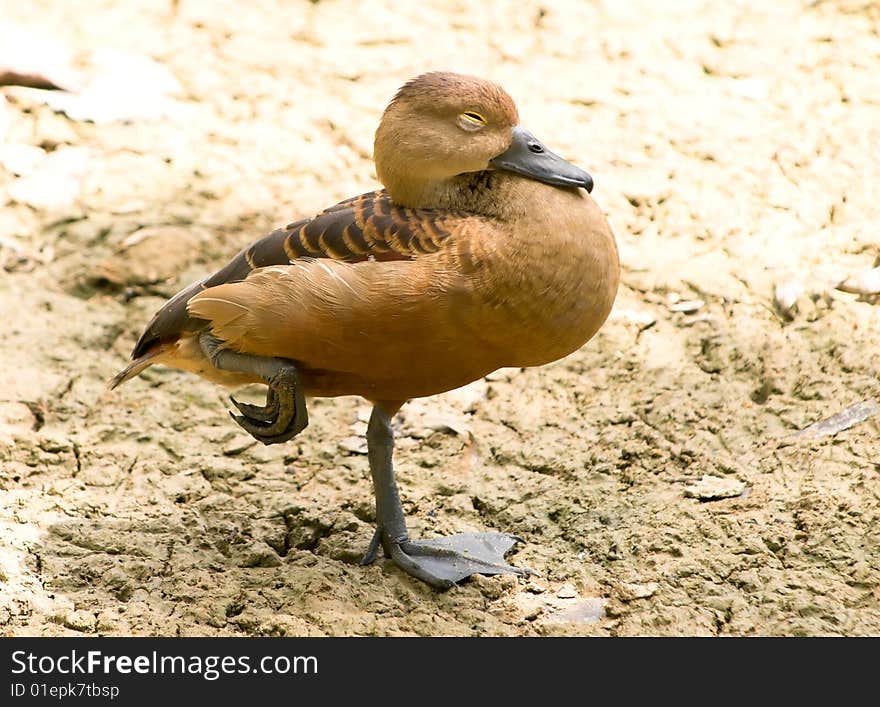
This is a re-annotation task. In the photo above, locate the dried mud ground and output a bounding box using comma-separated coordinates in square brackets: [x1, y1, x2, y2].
[1, 0, 879, 637]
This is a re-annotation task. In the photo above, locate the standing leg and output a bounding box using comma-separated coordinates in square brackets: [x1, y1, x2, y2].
[361, 404, 531, 589]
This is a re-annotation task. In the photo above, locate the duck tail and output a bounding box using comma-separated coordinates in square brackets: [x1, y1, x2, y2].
[108, 340, 174, 390]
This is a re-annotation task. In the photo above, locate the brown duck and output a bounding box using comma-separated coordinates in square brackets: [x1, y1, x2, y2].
[111, 71, 619, 588]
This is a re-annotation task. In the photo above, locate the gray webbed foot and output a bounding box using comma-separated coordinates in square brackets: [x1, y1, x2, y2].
[230, 388, 278, 422]
[199, 332, 309, 445]
[229, 367, 308, 445]
[363, 529, 532, 589]
[363, 406, 533, 589]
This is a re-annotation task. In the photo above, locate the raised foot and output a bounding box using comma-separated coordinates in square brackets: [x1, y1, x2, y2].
[372, 532, 533, 590]
[229, 367, 308, 445]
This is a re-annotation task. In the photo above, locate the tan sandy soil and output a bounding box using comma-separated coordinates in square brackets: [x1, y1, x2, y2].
[1, 0, 878, 636]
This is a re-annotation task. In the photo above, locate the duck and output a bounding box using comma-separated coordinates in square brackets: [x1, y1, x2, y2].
[110, 71, 620, 589]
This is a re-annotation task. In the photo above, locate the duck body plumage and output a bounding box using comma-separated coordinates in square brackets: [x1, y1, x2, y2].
[115, 172, 617, 403]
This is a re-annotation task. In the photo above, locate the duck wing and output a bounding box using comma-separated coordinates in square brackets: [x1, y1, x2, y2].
[128, 189, 461, 358]
[110, 189, 472, 388]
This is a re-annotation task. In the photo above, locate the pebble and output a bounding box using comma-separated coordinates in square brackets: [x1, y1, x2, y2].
[668, 299, 705, 313]
[0, 401, 36, 433]
[94, 226, 202, 287]
[239, 542, 283, 568]
[774, 279, 803, 318]
[6, 146, 90, 211]
[616, 581, 659, 601]
[684, 475, 746, 501]
[0, 143, 46, 176]
[837, 266, 880, 298]
[609, 306, 657, 327]
[556, 583, 578, 599]
[545, 598, 606, 625]
[222, 437, 256, 456]
[338, 436, 368, 455]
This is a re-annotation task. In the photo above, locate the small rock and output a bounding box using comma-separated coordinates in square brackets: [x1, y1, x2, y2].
[419, 413, 472, 437]
[616, 581, 659, 601]
[338, 436, 368, 455]
[0, 22, 82, 90]
[684, 475, 746, 501]
[354, 406, 372, 424]
[6, 146, 90, 211]
[38, 433, 70, 454]
[525, 579, 547, 594]
[8, 172, 80, 211]
[54, 609, 96, 633]
[484, 367, 522, 382]
[398, 384, 482, 439]
[837, 266, 880, 298]
[0, 143, 46, 176]
[774, 279, 803, 319]
[556, 583, 578, 599]
[0, 401, 36, 433]
[238, 542, 283, 568]
[95, 226, 203, 287]
[609, 306, 657, 327]
[470, 573, 516, 599]
[545, 598, 606, 625]
[440, 379, 488, 412]
[222, 437, 256, 456]
[24, 48, 185, 123]
[668, 299, 705, 313]
[524, 605, 544, 621]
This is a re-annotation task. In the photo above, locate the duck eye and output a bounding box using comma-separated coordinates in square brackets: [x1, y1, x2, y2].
[458, 111, 487, 131]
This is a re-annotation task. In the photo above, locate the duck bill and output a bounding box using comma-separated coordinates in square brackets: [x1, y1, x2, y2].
[489, 126, 593, 192]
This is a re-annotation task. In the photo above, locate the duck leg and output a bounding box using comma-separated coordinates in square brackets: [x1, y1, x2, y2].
[362, 405, 530, 589]
[200, 333, 308, 444]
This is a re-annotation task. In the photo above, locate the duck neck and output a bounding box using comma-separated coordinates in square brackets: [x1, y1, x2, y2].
[382, 169, 522, 218]
[382, 173, 452, 210]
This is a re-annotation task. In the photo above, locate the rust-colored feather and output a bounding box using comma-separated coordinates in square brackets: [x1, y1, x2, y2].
[127, 189, 461, 362]
[281, 190, 454, 263]
[180, 180, 619, 403]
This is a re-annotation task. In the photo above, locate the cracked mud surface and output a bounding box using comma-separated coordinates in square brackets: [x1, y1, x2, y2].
[1, 0, 878, 636]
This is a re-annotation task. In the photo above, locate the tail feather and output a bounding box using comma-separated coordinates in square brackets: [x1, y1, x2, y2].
[108, 341, 174, 390]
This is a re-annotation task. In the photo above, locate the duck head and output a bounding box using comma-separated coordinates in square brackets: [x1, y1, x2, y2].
[374, 71, 593, 207]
